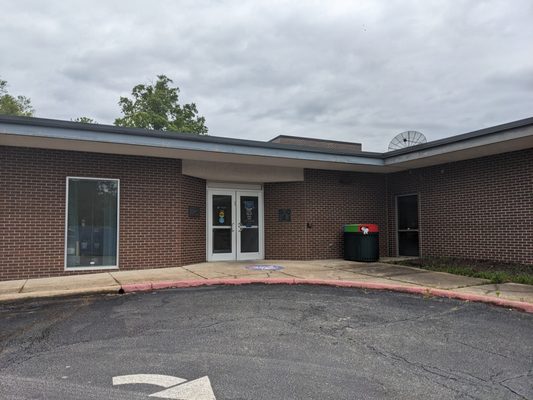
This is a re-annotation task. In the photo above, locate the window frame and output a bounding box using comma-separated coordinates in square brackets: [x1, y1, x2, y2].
[64, 176, 120, 271]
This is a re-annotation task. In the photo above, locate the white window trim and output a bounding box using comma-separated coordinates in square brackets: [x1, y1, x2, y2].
[64, 176, 120, 271]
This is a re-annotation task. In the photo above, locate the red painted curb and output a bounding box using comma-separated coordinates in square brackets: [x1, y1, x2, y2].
[120, 278, 533, 313]
[121, 283, 152, 292]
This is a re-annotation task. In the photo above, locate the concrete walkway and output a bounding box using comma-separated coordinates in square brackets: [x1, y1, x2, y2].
[1, 259, 532, 312]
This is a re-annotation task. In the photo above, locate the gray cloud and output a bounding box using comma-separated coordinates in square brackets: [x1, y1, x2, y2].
[1, 0, 532, 151]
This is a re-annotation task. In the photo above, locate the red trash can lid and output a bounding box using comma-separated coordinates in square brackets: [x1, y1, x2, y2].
[359, 224, 378, 233]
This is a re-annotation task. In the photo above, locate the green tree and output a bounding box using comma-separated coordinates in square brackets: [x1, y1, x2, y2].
[72, 117, 97, 124]
[0, 79, 34, 116]
[114, 75, 207, 134]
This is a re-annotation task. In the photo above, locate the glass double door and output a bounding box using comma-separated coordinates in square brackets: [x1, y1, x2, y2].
[208, 189, 263, 261]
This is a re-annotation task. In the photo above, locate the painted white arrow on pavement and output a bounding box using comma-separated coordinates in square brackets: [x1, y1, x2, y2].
[113, 374, 186, 388]
[150, 376, 216, 400]
[112, 373, 216, 400]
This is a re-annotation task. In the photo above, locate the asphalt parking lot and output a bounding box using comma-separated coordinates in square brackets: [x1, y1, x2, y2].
[0, 285, 532, 399]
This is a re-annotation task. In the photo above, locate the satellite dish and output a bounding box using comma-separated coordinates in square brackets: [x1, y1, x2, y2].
[388, 130, 427, 151]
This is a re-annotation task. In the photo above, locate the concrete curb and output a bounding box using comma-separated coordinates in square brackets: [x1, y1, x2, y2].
[120, 278, 533, 313]
[0, 286, 120, 303]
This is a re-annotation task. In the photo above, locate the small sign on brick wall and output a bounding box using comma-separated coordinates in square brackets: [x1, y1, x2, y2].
[188, 206, 200, 218]
[278, 209, 291, 222]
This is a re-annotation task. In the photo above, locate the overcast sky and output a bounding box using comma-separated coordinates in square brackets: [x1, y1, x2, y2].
[1, 0, 532, 151]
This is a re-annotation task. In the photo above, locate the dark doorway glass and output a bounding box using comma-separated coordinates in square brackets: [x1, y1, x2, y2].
[240, 228, 259, 253]
[397, 195, 419, 230]
[397, 195, 420, 256]
[213, 229, 232, 253]
[398, 231, 420, 256]
[213, 195, 232, 227]
[240, 196, 258, 227]
[239, 195, 259, 253]
[212, 194, 233, 254]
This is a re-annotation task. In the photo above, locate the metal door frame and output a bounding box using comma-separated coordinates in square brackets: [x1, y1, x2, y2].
[206, 186, 264, 261]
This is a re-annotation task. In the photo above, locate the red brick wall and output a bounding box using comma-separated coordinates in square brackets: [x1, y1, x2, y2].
[2, 145, 531, 281]
[387, 149, 533, 264]
[181, 175, 206, 265]
[265, 170, 388, 259]
[0, 146, 207, 280]
[264, 181, 308, 259]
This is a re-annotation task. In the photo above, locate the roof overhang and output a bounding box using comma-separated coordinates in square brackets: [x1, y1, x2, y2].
[384, 123, 533, 169]
[0, 118, 385, 172]
[0, 115, 532, 174]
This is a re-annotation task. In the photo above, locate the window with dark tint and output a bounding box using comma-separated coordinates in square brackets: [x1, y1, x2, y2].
[397, 194, 420, 256]
[240, 196, 258, 227]
[213, 229, 232, 253]
[397, 195, 419, 230]
[212, 194, 233, 253]
[213, 195, 232, 227]
[398, 231, 419, 256]
[240, 228, 259, 253]
[66, 178, 118, 268]
[240, 196, 259, 253]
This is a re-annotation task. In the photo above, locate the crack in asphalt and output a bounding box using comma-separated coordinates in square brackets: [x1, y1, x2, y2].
[499, 383, 530, 400]
[263, 301, 529, 399]
[450, 338, 512, 360]
[1, 286, 531, 400]
[0, 298, 94, 369]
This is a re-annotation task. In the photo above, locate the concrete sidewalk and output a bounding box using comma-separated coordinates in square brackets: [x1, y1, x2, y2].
[1, 259, 532, 312]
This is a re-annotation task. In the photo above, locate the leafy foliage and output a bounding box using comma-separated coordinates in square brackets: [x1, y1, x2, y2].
[0, 79, 34, 116]
[72, 117, 97, 124]
[114, 75, 207, 134]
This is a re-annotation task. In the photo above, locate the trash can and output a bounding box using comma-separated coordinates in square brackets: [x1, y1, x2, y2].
[343, 224, 379, 262]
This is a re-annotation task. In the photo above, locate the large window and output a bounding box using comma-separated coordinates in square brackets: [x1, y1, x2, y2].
[65, 178, 119, 269]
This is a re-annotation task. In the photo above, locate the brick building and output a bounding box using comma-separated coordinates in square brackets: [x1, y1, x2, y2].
[1, 115, 532, 281]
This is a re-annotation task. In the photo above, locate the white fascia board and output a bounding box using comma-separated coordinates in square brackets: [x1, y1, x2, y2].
[0, 122, 384, 167]
[384, 125, 533, 166]
[2, 120, 532, 172]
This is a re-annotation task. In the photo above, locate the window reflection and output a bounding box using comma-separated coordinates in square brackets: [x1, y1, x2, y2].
[66, 179, 118, 268]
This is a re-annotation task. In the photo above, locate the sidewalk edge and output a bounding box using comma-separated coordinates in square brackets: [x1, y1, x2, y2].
[120, 278, 533, 313]
[0, 286, 119, 303]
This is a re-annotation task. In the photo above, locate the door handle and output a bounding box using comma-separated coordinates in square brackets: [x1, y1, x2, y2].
[237, 223, 244, 232]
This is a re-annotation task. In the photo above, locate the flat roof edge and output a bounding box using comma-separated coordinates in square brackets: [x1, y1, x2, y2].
[383, 116, 533, 157]
[1, 114, 532, 162]
[0, 123, 385, 167]
[0, 115, 383, 158]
